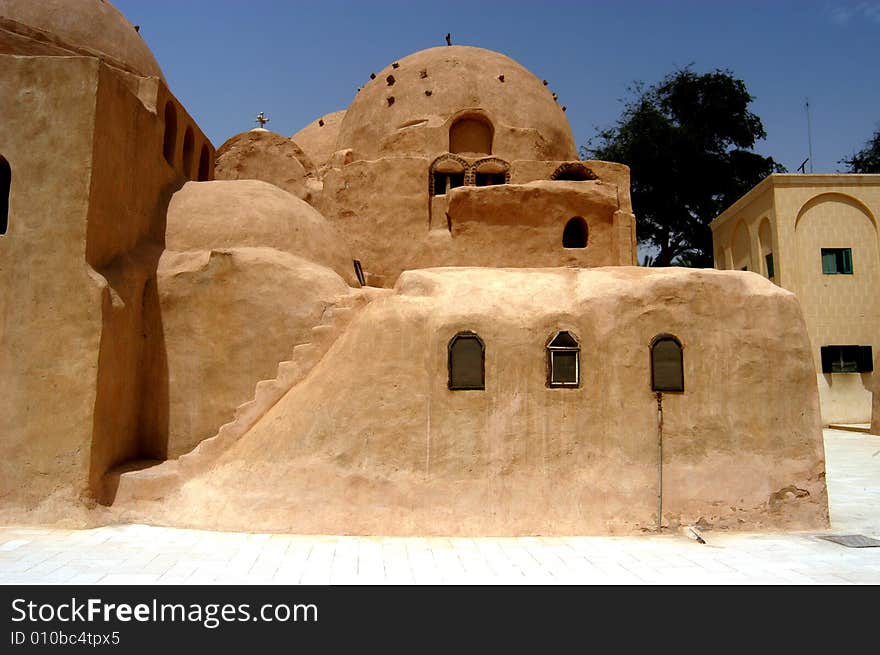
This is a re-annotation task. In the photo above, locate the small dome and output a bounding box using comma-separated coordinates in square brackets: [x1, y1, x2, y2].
[291, 110, 347, 169]
[214, 130, 316, 200]
[0, 0, 164, 80]
[165, 180, 355, 284]
[337, 46, 576, 162]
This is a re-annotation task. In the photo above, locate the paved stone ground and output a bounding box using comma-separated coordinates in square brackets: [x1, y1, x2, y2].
[1, 429, 878, 585]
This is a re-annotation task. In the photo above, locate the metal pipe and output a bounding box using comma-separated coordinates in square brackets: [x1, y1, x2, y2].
[656, 391, 663, 531]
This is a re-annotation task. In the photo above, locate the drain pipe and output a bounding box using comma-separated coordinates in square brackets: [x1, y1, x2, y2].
[656, 391, 664, 532]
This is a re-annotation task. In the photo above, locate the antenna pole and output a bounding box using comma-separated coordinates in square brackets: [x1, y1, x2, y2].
[805, 99, 813, 173]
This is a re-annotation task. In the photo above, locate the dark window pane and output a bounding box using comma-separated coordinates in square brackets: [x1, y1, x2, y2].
[551, 351, 578, 385]
[821, 248, 853, 274]
[449, 335, 484, 390]
[562, 217, 587, 248]
[765, 253, 774, 279]
[652, 338, 683, 392]
[822, 250, 836, 273]
[822, 344, 866, 373]
[841, 248, 853, 274]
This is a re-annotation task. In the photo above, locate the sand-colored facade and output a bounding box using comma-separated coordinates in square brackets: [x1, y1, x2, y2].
[0, 1, 829, 534]
[711, 175, 879, 425]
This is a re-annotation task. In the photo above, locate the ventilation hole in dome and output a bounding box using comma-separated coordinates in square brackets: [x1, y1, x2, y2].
[386, 75, 395, 86]
[387, 96, 395, 106]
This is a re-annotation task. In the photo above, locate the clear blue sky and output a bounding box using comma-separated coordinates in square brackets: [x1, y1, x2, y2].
[115, 0, 880, 172]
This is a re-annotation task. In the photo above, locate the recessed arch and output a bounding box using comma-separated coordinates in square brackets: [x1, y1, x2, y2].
[795, 192, 877, 232]
[758, 218, 774, 278]
[650, 333, 684, 392]
[0, 154, 10, 235]
[448, 331, 485, 390]
[731, 219, 751, 271]
[182, 127, 195, 179]
[449, 113, 493, 155]
[197, 144, 210, 181]
[550, 162, 597, 181]
[162, 101, 177, 166]
[562, 217, 588, 248]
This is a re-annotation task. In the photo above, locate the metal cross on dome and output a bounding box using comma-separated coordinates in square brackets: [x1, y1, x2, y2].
[255, 112, 270, 128]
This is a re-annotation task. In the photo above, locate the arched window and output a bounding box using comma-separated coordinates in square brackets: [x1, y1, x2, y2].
[448, 332, 485, 390]
[182, 127, 194, 179]
[562, 217, 588, 248]
[650, 334, 684, 392]
[449, 115, 493, 155]
[550, 162, 597, 181]
[0, 155, 10, 236]
[430, 154, 467, 196]
[162, 101, 177, 166]
[197, 144, 210, 181]
[547, 331, 580, 387]
[474, 157, 510, 187]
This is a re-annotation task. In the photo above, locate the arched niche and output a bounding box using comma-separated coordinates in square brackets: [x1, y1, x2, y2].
[162, 101, 177, 166]
[449, 114, 493, 155]
[448, 331, 485, 390]
[758, 218, 774, 279]
[182, 127, 195, 180]
[197, 144, 211, 181]
[562, 217, 588, 248]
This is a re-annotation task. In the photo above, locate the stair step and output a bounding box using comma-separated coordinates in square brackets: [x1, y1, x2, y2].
[310, 324, 336, 344]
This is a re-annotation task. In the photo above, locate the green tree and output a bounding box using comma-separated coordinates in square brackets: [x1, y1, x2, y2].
[840, 126, 880, 173]
[584, 67, 783, 267]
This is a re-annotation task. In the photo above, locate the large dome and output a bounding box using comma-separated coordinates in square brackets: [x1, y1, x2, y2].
[0, 0, 164, 80]
[336, 46, 577, 162]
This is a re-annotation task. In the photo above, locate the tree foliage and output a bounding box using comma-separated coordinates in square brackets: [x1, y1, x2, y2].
[584, 67, 783, 267]
[840, 126, 880, 173]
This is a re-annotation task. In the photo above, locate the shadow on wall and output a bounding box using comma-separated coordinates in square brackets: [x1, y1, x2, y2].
[88, 184, 178, 505]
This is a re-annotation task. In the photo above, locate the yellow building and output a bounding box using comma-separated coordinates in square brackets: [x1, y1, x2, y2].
[712, 174, 880, 425]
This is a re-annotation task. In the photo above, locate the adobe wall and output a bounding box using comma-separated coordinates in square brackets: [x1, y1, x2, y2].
[0, 55, 216, 522]
[113, 267, 828, 535]
[0, 56, 106, 518]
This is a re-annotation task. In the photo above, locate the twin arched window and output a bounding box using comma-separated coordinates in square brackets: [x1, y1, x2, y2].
[448, 330, 684, 392]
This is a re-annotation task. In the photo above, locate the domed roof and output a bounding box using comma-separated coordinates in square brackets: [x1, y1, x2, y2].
[336, 46, 576, 162]
[0, 0, 164, 80]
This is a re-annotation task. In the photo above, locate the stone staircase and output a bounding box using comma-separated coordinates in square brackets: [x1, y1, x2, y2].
[106, 287, 379, 503]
